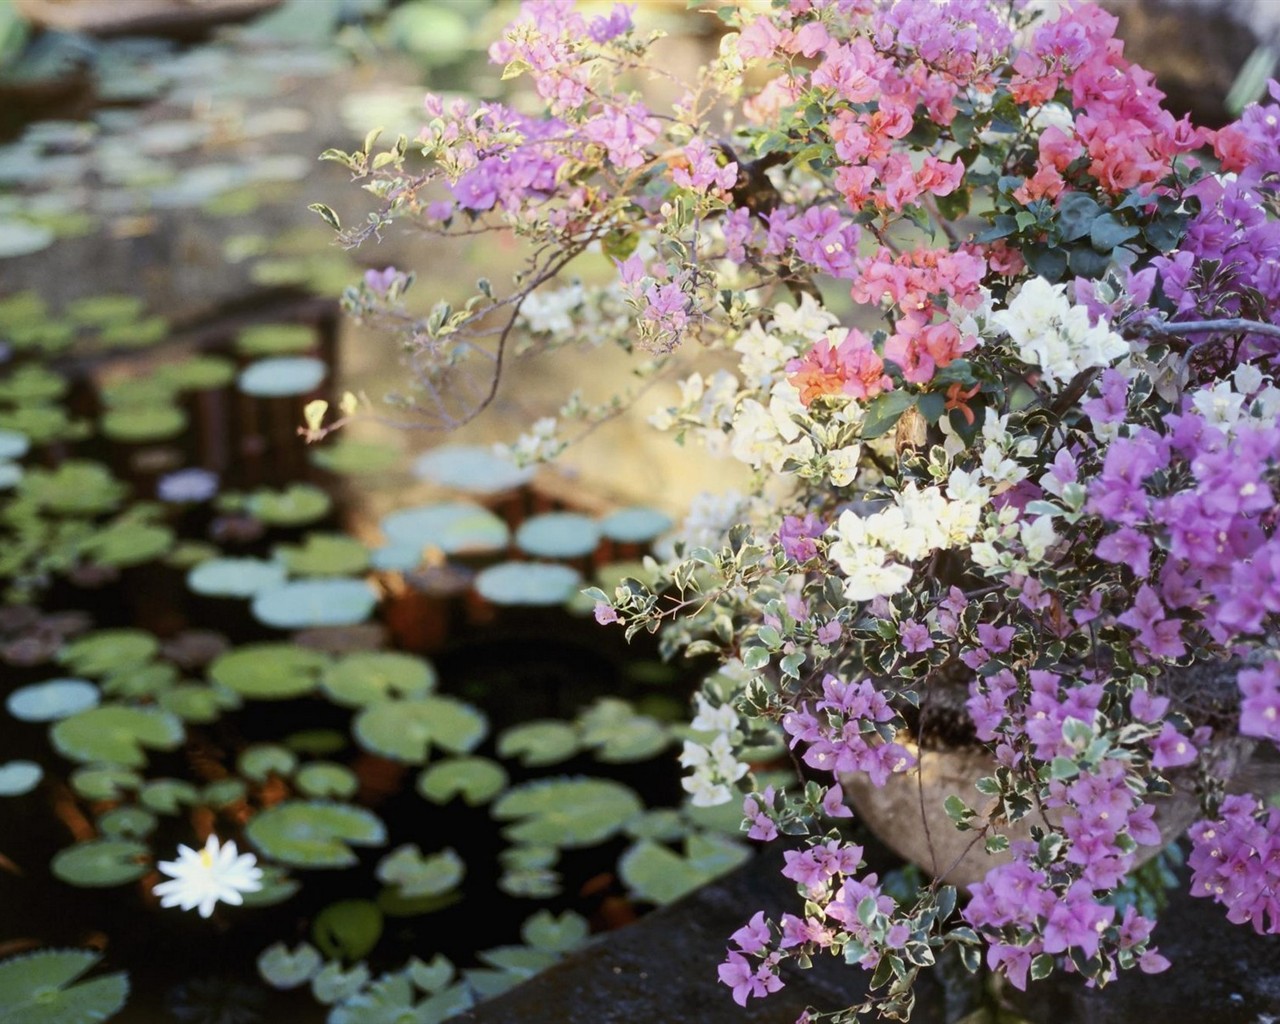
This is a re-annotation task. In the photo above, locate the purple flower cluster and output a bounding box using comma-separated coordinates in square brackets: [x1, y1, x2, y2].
[1188, 793, 1280, 934]
[782, 674, 914, 787]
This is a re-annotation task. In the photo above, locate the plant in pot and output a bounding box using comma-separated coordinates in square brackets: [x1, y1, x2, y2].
[320, 0, 1280, 1019]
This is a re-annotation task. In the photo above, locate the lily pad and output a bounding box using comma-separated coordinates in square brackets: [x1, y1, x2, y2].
[257, 942, 322, 990]
[99, 377, 175, 408]
[274, 534, 369, 576]
[208, 644, 329, 700]
[492, 777, 643, 848]
[0, 428, 30, 460]
[618, 833, 750, 905]
[238, 357, 327, 397]
[67, 295, 144, 327]
[380, 502, 509, 556]
[0, 760, 43, 796]
[237, 323, 315, 356]
[515, 513, 600, 559]
[202, 778, 248, 808]
[246, 801, 386, 869]
[376, 845, 464, 899]
[240, 864, 301, 907]
[7, 678, 99, 722]
[521, 909, 590, 953]
[474, 562, 581, 606]
[0, 220, 54, 259]
[139, 778, 200, 815]
[312, 962, 371, 1005]
[578, 698, 671, 763]
[0, 462, 21, 489]
[599, 506, 674, 544]
[78, 519, 173, 567]
[187, 557, 287, 598]
[51, 706, 184, 767]
[411, 445, 534, 494]
[97, 806, 156, 839]
[496, 721, 580, 768]
[320, 652, 436, 707]
[100, 662, 177, 699]
[369, 544, 421, 571]
[416, 757, 507, 806]
[0, 405, 87, 445]
[155, 356, 235, 392]
[309, 438, 401, 476]
[237, 744, 298, 782]
[158, 683, 238, 724]
[353, 697, 487, 764]
[0, 949, 129, 1024]
[295, 762, 359, 799]
[0, 365, 68, 403]
[69, 765, 141, 802]
[22, 462, 125, 517]
[100, 405, 186, 443]
[51, 838, 149, 887]
[58, 630, 158, 676]
[248, 484, 331, 527]
[252, 579, 379, 629]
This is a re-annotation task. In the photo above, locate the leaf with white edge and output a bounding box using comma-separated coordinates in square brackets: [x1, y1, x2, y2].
[257, 942, 323, 990]
[187, 557, 287, 598]
[311, 962, 370, 1005]
[521, 909, 589, 953]
[577, 698, 670, 763]
[51, 706, 184, 767]
[491, 777, 643, 848]
[209, 644, 329, 700]
[0, 949, 129, 1024]
[496, 720, 580, 767]
[246, 801, 386, 869]
[312, 900, 383, 961]
[296, 762, 359, 799]
[406, 955, 454, 994]
[51, 839, 148, 887]
[416, 757, 507, 806]
[321, 652, 436, 707]
[376, 845, 464, 899]
[0, 761, 43, 796]
[6, 679, 99, 722]
[139, 778, 199, 814]
[353, 697, 487, 764]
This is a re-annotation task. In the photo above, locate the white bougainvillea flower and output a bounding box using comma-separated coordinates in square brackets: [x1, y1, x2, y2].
[154, 834, 263, 918]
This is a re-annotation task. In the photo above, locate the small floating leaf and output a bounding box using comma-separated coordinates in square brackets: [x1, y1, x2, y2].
[310, 438, 400, 476]
[406, 955, 454, 994]
[312, 962, 370, 1005]
[496, 720, 580, 767]
[139, 778, 200, 815]
[236, 323, 315, 356]
[70, 766, 141, 802]
[51, 838, 149, 887]
[252, 579, 378, 629]
[0, 365, 68, 403]
[376, 845, 464, 899]
[51, 706, 184, 767]
[515, 512, 600, 559]
[599, 506, 674, 544]
[159, 683, 237, 723]
[22, 462, 125, 517]
[0, 428, 30, 461]
[492, 777, 643, 848]
[416, 757, 507, 806]
[257, 942, 322, 990]
[156, 355, 235, 392]
[240, 864, 301, 907]
[247, 484, 331, 527]
[380, 502, 508, 555]
[353, 697, 487, 764]
[295, 762, 359, 799]
[238, 744, 298, 782]
[187, 558, 287, 598]
[202, 778, 248, 808]
[208, 644, 329, 700]
[0, 949, 129, 1024]
[274, 534, 369, 576]
[618, 833, 750, 906]
[67, 294, 145, 327]
[0, 760, 42, 796]
[58, 630, 157, 677]
[411, 445, 534, 494]
[99, 405, 187, 443]
[238, 356, 327, 397]
[577, 698, 670, 763]
[97, 806, 156, 839]
[6, 678, 99, 722]
[100, 663, 177, 699]
[246, 801, 386, 869]
[0, 220, 55, 259]
[320, 652, 436, 707]
[473, 562, 581, 606]
[521, 909, 589, 953]
[78, 519, 173, 567]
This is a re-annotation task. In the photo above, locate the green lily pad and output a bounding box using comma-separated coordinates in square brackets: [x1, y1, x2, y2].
[67, 295, 145, 327]
[237, 323, 315, 356]
[155, 356, 235, 392]
[69, 766, 141, 802]
[320, 652, 436, 707]
[618, 833, 750, 906]
[274, 534, 369, 576]
[6, 320, 77, 355]
[209, 644, 329, 700]
[100, 662, 177, 699]
[78, 519, 173, 567]
[164, 541, 221, 570]
[98, 316, 168, 350]
[202, 778, 248, 808]
[520, 909, 589, 953]
[309, 438, 401, 476]
[474, 562, 581, 606]
[295, 762, 359, 799]
[0, 949, 129, 1024]
[187, 557, 288, 598]
[515, 513, 600, 559]
[246, 800, 386, 869]
[492, 777, 643, 848]
[238, 744, 298, 782]
[474, 946, 559, 979]
[0, 365, 68, 403]
[99, 377, 175, 408]
[100, 405, 186, 443]
[138, 778, 200, 815]
[238, 356, 327, 397]
[410, 445, 534, 494]
[380, 502, 509, 556]
[22, 462, 125, 517]
[240, 864, 301, 907]
[0, 428, 30, 461]
[7, 679, 99, 722]
[577, 698, 671, 763]
[59, 630, 158, 677]
[51, 706, 184, 767]
[252, 579, 378, 629]
[97, 806, 156, 839]
[0, 760, 43, 796]
[0, 291, 47, 328]
[51, 838, 149, 887]
[0, 405, 87, 445]
[416, 757, 507, 806]
[158, 683, 238, 724]
[376, 845, 464, 898]
[257, 942, 322, 990]
[599, 506, 674, 544]
[247, 484, 331, 527]
[352, 697, 487, 764]
[312, 962, 371, 1005]
[327, 970, 472, 1024]
[496, 720, 581, 767]
[624, 809, 689, 842]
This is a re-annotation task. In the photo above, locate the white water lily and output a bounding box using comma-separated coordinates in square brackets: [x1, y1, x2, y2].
[154, 834, 263, 918]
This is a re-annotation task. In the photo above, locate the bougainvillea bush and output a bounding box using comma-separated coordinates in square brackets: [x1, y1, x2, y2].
[322, 0, 1280, 1018]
